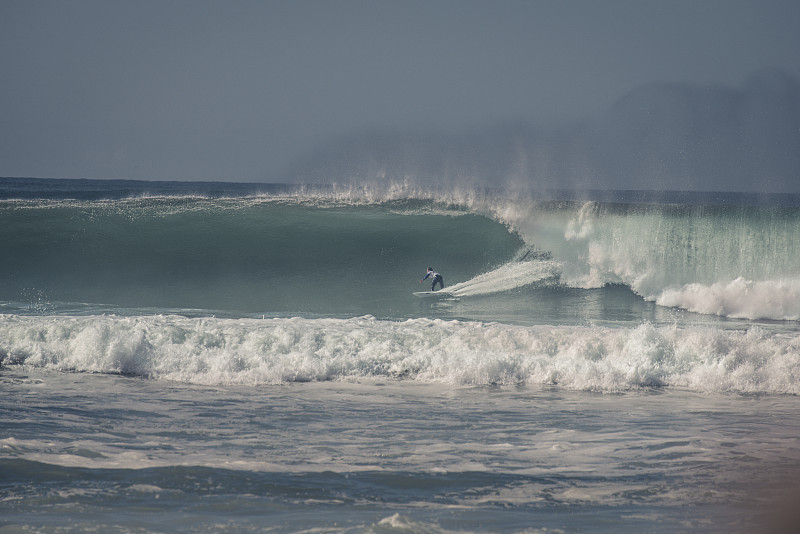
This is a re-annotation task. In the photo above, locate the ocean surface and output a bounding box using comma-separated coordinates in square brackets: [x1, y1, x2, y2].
[1, 177, 799, 533]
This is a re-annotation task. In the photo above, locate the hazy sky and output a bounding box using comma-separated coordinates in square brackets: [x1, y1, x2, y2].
[1, 0, 798, 182]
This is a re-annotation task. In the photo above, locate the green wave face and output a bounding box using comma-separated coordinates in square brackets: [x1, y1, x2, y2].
[0, 198, 523, 316]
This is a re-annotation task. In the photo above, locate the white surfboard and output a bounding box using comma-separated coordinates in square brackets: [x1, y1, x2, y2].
[413, 290, 453, 298]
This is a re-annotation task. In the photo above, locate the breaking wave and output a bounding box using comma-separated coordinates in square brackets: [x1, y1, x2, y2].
[1, 314, 798, 394]
[2, 186, 798, 321]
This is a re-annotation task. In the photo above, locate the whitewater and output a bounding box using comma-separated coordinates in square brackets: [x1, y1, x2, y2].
[1, 178, 799, 533]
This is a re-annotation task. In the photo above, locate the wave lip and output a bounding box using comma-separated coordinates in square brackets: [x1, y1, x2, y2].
[2, 314, 798, 395]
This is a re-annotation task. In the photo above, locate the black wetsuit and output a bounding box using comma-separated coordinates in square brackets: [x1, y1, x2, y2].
[423, 270, 444, 291]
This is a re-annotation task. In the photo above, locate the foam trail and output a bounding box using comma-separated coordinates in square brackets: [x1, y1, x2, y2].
[447, 259, 560, 297]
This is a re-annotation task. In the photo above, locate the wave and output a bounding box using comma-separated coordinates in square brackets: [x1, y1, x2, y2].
[1, 314, 798, 394]
[1, 181, 798, 321]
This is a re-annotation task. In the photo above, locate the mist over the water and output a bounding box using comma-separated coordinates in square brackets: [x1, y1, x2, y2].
[291, 69, 800, 194]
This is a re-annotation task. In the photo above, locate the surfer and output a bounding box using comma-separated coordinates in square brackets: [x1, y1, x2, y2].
[420, 267, 444, 291]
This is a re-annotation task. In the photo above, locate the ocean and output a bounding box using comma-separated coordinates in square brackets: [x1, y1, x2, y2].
[1, 177, 799, 533]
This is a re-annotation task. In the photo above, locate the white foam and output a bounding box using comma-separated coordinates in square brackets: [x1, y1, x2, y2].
[376, 513, 462, 534]
[656, 277, 800, 321]
[1, 314, 798, 395]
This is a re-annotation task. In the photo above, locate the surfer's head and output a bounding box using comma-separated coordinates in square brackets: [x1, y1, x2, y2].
[427, 267, 433, 272]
